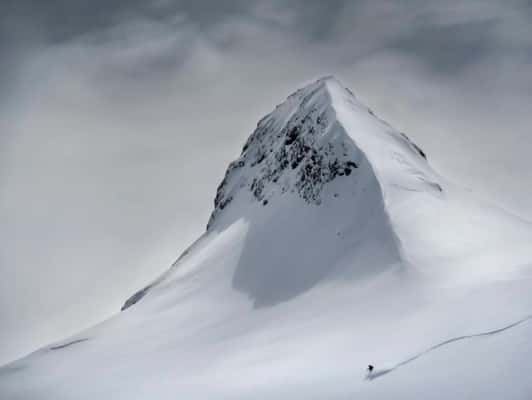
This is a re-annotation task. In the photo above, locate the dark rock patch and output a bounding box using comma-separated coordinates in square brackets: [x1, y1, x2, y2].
[50, 338, 89, 350]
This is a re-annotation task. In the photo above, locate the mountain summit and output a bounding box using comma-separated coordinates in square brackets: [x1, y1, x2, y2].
[123, 76, 530, 310]
[208, 76, 438, 230]
[124, 76, 435, 309]
[3, 77, 532, 400]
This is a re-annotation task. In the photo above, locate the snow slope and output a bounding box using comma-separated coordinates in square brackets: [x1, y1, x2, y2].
[2, 77, 532, 399]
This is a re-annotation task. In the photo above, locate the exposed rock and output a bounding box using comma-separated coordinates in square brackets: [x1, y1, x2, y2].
[207, 79, 364, 229]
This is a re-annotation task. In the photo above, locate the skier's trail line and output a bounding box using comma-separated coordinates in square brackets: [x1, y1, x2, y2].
[367, 314, 532, 380]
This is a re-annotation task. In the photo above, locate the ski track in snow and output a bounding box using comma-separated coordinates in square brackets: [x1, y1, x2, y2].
[366, 314, 532, 380]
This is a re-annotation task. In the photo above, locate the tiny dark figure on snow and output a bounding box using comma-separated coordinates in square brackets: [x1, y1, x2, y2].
[367, 364, 374, 373]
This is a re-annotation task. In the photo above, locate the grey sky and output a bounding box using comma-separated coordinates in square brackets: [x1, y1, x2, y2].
[1, 0, 532, 364]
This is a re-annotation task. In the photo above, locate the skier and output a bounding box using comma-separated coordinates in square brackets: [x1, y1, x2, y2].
[367, 364, 374, 373]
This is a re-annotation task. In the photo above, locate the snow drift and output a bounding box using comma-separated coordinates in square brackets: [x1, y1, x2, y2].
[2, 77, 532, 400]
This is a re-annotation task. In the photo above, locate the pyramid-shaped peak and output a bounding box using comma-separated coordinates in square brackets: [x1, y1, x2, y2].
[206, 77, 436, 230]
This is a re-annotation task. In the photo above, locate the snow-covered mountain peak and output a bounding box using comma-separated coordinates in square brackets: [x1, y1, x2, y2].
[4, 78, 532, 400]
[207, 76, 437, 230]
[122, 77, 531, 312]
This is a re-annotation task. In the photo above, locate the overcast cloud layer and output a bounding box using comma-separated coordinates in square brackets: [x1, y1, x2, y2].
[1, 0, 532, 364]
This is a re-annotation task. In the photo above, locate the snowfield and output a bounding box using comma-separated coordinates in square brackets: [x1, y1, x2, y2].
[2, 76, 532, 399]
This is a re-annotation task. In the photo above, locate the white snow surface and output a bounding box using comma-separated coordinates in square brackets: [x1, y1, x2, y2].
[2, 76, 532, 399]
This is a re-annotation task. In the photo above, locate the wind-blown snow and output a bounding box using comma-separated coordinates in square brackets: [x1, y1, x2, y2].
[2, 77, 532, 399]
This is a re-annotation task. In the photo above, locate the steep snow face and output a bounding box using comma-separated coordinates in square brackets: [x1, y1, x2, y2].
[3, 77, 532, 400]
